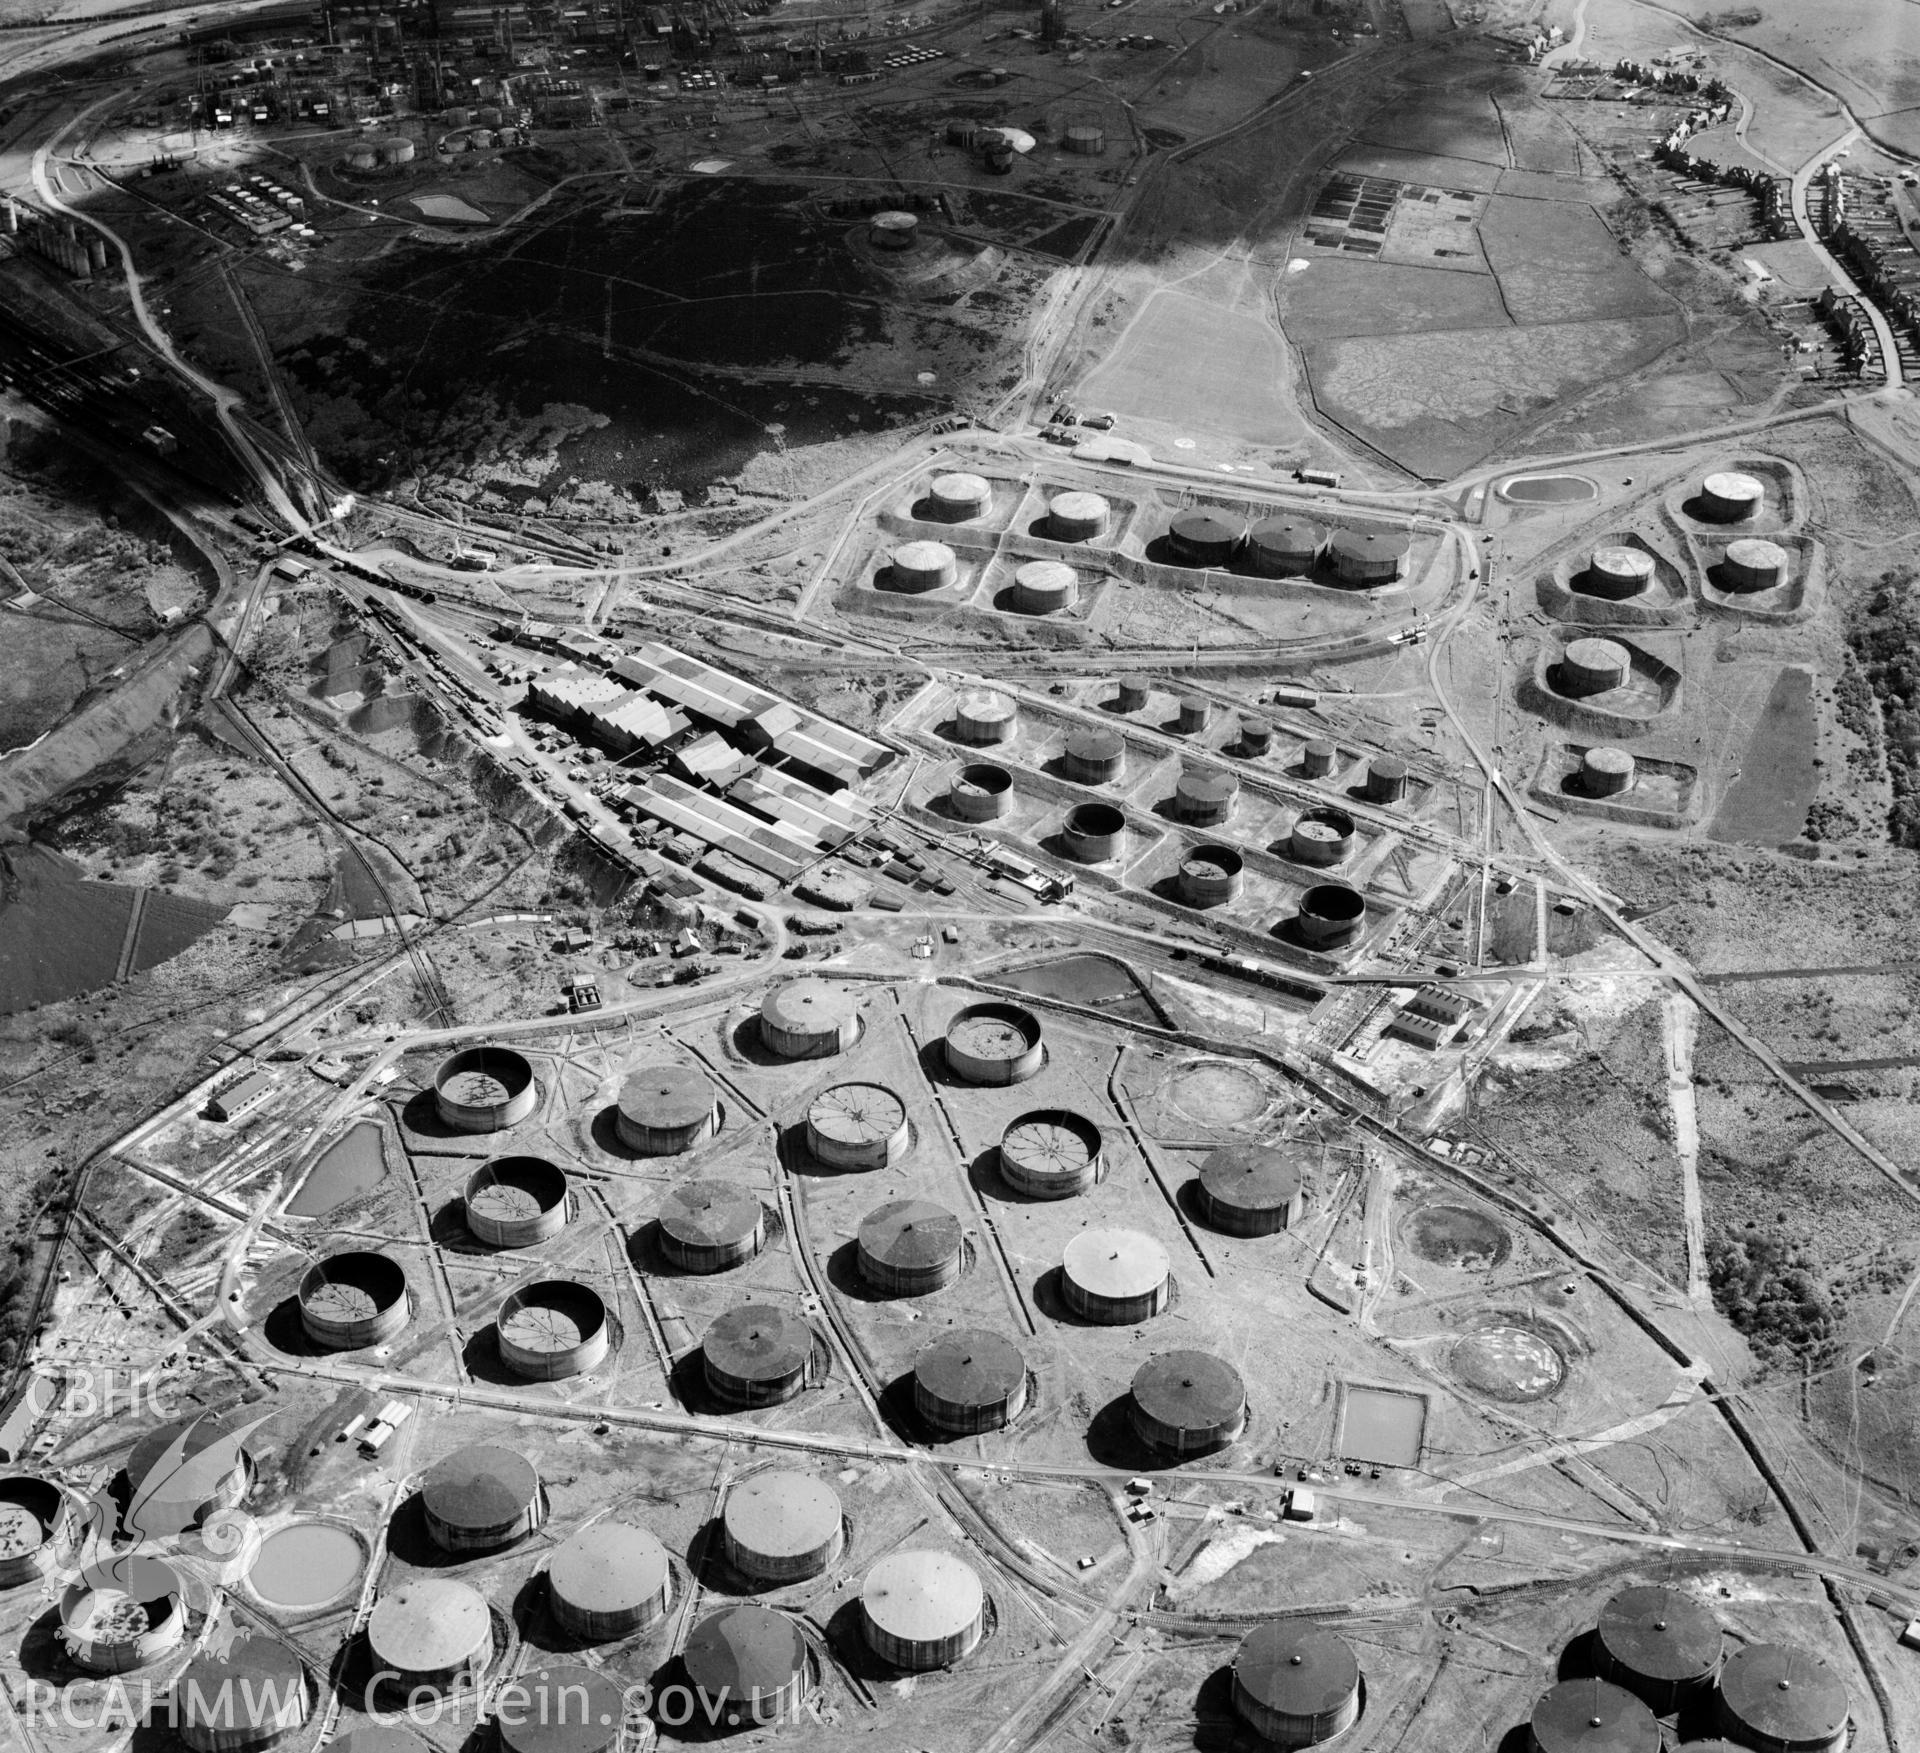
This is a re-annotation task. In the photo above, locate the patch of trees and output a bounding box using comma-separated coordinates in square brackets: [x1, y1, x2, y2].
[1707, 1225, 1834, 1366]
[1848, 570, 1920, 847]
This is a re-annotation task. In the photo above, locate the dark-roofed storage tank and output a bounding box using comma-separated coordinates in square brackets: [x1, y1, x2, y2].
[913, 1328, 1028, 1434]
[1168, 509, 1242, 566]
[1195, 1142, 1306, 1234]
[496, 1664, 626, 1753]
[681, 1605, 809, 1725]
[1231, 1622, 1361, 1748]
[1530, 1678, 1661, 1753]
[759, 981, 859, 1059]
[857, 1198, 964, 1295]
[421, 1445, 545, 1554]
[1715, 1644, 1849, 1753]
[1247, 516, 1325, 577]
[1063, 725, 1126, 784]
[1594, 1585, 1722, 1712]
[176, 1637, 309, 1751]
[702, 1305, 815, 1407]
[657, 1180, 767, 1273]
[616, 1064, 718, 1155]
[1129, 1350, 1247, 1455]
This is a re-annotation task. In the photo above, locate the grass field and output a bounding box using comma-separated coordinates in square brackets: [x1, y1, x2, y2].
[1076, 290, 1303, 445]
[1477, 196, 1674, 325]
[1279, 256, 1509, 340]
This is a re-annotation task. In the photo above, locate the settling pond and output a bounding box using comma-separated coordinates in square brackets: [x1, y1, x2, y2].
[1498, 473, 1597, 504]
[288, 1122, 388, 1217]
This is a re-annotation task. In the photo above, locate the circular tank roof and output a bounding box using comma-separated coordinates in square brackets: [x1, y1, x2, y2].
[1235, 1623, 1360, 1717]
[859, 1199, 961, 1269]
[1170, 509, 1240, 546]
[1050, 490, 1109, 521]
[369, 1577, 491, 1670]
[1719, 1644, 1849, 1744]
[1065, 726, 1124, 762]
[1131, 1350, 1246, 1430]
[957, 687, 1017, 720]
[1726, 537, 1788, 567]
[761, 981, 856, 1032]
[1593, 545, 1654, 576]
[808, 1083, 907, 1149]
[1200, 1143, 1303, 1209]
[618, 1063, 712, 1129]
[660, 1180, 764, 1247]
[552, 1520, 672, 1612]
[873, 209, 917, 229]
[723, 1471, 842, 1561]
[177, 1638, 305, 1733]
[496, 1664, 626, 1753]
[1596, 1585, 1721, 1683]
[1329, 528, 1411, 561]
[1704, 470, 1764, 500]
[1249, 516, 1325, 554]
[1566, 636, 1630, 668]
[682, 1605, 807, 1700]
[704, 1305, 814, 1383]
[862, 1550, 983, 1643]
[893, 539, 955, 570]
[421, 1445, 539, 1531]
[1372, 755, 1409, 780]
[1530, 1679, 1661, 1753]
[126, 1408, 257, 1509]
[932, 470, 986, 499]
[1586, 746, 1636, 775]
[1015, 559, 1078, 590]
[1063, 1228, 1170, 1300]
[914, 1329, 1027, 1406]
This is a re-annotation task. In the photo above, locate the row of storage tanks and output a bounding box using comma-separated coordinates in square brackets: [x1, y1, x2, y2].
[1580, 537, 1787, 599]
[341, 135, 417, 169]
[1220, 1582, 1851, 1753]
[892, 474, 1411, 585]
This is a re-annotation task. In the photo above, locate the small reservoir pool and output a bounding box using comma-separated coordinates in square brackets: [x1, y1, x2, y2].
[1339, 1384, 1427, 1467]
[1498, 474, 1597, 505]
[288, 1122, 387, 1218]
[248, 1522, 363, 1609]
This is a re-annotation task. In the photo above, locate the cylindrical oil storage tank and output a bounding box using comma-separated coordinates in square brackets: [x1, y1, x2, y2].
[1129, 1349, 1248, 1454]
[433, 1044, 538, 1132]
[861, 1551, 985, 1671]
[682, 1606, 808, 1726]
[497, 1666, 625, 1753]
[1011, 558, 1078, 614]
[927, 470, 989, 521]
[1699, 470, 1764, 522]
[721, 1471, 844, 1583]
[1722, 537, 1787, 591]
[1364, 755, 1410, 803]
[126, 1409, 252, 1531]
[912, 1328, 1029, 1433]
[1559, 637, 1631, 698]
[421, 1444, 544, 1554]
[465, 1155, 569, 1247]
[949, 761, 1013, 821]
[1587, 545, 1655, 599]
[477, 105, 504, 126]
[616, 1062, 718, 1155]
[0, 1475, 67, 1586]
[1176, 693, 1211, 733]
[999, 1109, 1102, 1198]
[346, 146, 378, 170]
[1715, 1644, 1849, 1753]
[953, 687, 1018, 745]
[1582, 747, 1635, 797]
[1197, 1142, 1306, 1234]
[1328, 527, 1410, 585]
[368, 1578, 492, 1696]
[1297, 883, 1366, 948]
[1063, 1228, 1171, 1324]
[445, 106, 472, 126]
[657, 1180, 767, 1273]
[1063, 801, 1125, 863]
[1301, 738, 1338, 779]
[1063, 726, 1125, 784]
[1048, 490, 1109, 543]
[297, 1251, 410, 1351]
[870, 209, 918, 250]
[702, 1304, 814, 1407]
[1063, 124, 1105, 153]
[176, 1639, 309, 1751]
[807, 1082, 912, 1169]
[496, 1280, 610, 1381]
[983, 138, 1015, 173]
[891, 539, 957, 592]
[1530, 1679, 1662, 1753]
[1173, 769, 1237, 825]
[945, 1000, 1044, 1085]
[1114, 678, 1149, 713]
[1241, 716, 1274, 755]
[1290, 806, 1356, 866]
[1232, 1623, 1361, 1749]
[1168, 508, 1242, 566]
[759, 980, 858, 1059]
[857, 1198, 963, 1295]
[1178, 844, 1243, 907]
[1247, 516, 1326, 577]
[548, 1519, 671, 1640]
[1594, 1585, 1723, 1714]
[59, 1555, 187, 1673]
[947, 118, 981, 147]
[381, 137, 415, 165]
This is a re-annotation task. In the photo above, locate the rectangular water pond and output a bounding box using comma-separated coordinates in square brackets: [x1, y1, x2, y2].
[1338, 1384, 1427, 1467]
